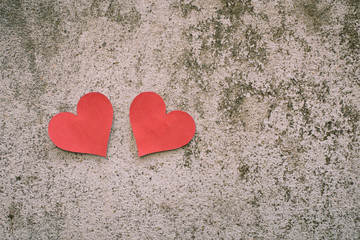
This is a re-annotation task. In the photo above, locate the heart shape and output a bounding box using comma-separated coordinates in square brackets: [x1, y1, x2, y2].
[130, 92, 196, 156]
[48, 92, 113, 157]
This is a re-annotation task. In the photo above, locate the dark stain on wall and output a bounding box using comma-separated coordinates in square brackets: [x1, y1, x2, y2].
[340, 2, 360, 64]
[7, 202, 22, 233]
[106, 2, 141, 27]
[0, 0, 69, 105]
[237, 163, 250, 180]
[217, 74, 270, 126]
[171, 0, 201, 18]
[90, 0, 141, 29]
[0, 0, 42, 99]
[297, 0, 332, 32]
[183, 133, 201, 168]
[217, 0, 254, 21]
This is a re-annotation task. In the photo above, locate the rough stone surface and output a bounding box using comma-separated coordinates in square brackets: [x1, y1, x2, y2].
[1, 0, 359, 239]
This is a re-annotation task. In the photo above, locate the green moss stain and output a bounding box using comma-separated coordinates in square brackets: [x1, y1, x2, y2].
[341, 103, 359, 140]
[106, 3, 141, 27]
[185, 17, 268, 67]
[238, 163, 250, 180]
[182, 134, 201, 168]
[90, 0, 141, 29]
[297, 0, 331, 32]
[243, 26, 268, 70]
[217, 0, 254, 21]
[270, 4, 288, 41]
[217, 74, 272, 125]
[172, 0, 200, 18]
[217, 76, 246, 122]
[341, 15, 360, 52]
[171, 0, 270, 115]
[176, 18, 268, 95]
[35, 1, 64, 57]
[0, 0, 51, 101]
[340, 3, 360, 63]
[173, 48, 214, 91]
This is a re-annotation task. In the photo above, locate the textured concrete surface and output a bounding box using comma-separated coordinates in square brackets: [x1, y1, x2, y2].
[1, 0, 359, 239]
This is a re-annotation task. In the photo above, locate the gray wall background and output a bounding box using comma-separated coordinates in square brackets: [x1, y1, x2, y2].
[1, 0, 359, 239]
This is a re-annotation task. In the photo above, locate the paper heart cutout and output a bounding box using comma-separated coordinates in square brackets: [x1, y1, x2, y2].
[48, 92, 113, 157]
[130, 92, 196, 156]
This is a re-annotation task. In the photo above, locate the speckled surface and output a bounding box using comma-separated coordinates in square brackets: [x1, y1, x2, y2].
[1, 0, 359, 239]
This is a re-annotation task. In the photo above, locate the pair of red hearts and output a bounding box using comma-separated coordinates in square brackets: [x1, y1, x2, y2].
[48, 92, 196, 157]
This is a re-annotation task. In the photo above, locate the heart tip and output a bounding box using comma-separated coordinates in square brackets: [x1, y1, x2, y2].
[99, 148, 108, 157]
[138, 151, 146, 157]
[98, 152, 107, 157]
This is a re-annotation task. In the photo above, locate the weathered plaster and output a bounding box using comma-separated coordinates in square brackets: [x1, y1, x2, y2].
[1, 0, 359, 239]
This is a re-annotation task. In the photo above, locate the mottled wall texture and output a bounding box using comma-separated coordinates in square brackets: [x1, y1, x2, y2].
[1, 0, 359, 239]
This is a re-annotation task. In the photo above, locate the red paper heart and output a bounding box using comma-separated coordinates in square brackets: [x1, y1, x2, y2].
[48, 92, 113, 157]
[130, 92, 196, 156]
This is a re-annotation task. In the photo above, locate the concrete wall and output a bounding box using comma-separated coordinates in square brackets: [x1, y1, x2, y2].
[1, 0, 359, 239]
